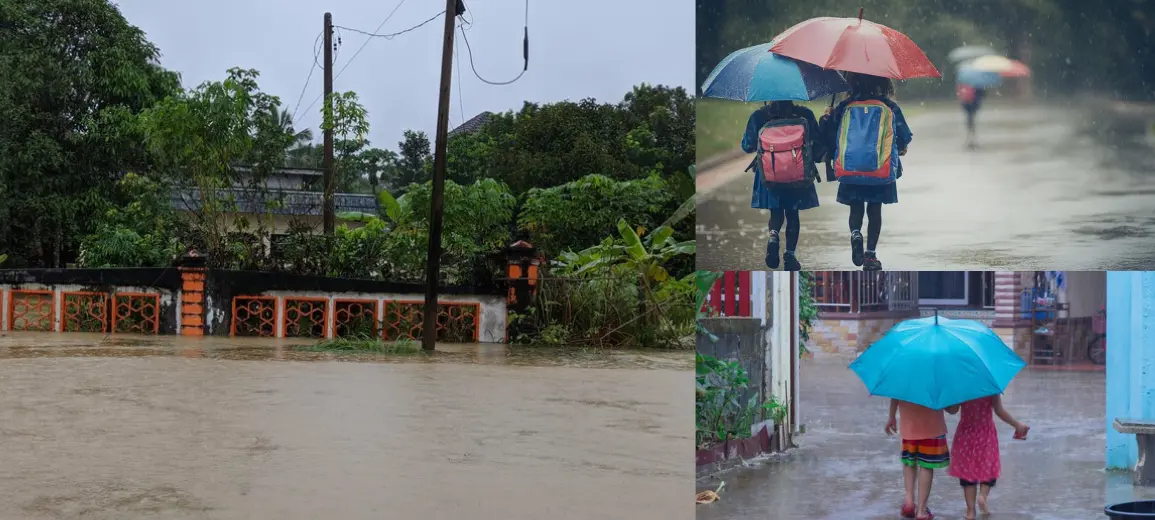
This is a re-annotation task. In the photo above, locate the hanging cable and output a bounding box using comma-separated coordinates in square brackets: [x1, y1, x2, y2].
[335, 11, 444, 41]
[299, 4, 445, 123]
[457, 0, 529, 86]
[291, 31, 324, 118]
[454, 24, 466, 124]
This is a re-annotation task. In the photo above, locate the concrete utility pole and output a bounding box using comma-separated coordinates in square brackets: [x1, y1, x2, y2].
[421, 0, 462, 351]
[322, 12, 336, 234]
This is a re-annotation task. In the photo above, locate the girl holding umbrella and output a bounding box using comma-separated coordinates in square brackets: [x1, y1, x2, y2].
[701, 43, 847, 270]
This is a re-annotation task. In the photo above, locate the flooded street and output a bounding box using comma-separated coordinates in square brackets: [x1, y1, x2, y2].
[697, 358, 1106, 520]
[0, 333, 692, 520]
[697, 103, 1155, 270]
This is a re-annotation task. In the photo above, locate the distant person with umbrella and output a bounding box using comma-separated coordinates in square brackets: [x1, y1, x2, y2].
[957, 82, 987, 148]
[701, 43, 847, 271]
[955, 54, 1032, 149]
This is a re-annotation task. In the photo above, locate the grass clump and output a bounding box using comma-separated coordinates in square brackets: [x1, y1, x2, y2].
[298, 335, 421, 354]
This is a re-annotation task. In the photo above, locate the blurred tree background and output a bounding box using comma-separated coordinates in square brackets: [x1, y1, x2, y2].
[697, 0, 1155, 101]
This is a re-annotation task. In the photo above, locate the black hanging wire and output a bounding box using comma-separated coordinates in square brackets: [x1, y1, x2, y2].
[458, 0, 529, 86]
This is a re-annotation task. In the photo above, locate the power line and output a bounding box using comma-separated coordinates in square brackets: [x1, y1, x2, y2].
[299, 4, 448, 127]
[291, 31, 324, 119]
[457, 0, 529, 86]
[454, 25, 466, 124]
[334, 11, 444, 41]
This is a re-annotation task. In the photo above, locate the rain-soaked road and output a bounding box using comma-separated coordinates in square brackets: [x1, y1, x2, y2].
[0, 332, 692, 520]
[697, 358, 1107, 520]
[697, 103, 1155, 270]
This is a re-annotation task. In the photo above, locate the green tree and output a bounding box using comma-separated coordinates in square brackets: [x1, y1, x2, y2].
[518, 174, 674, 257]
[0, 0, 180, 267]
[139, 67, 292, 266]
[394, 130, 432, 190]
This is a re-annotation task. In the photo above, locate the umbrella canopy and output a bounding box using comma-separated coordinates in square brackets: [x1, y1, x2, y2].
[948, 45, 998, 63]
[963, 55, 1031, 77]
[769, 9, 941, 80]
[957, 66, 1002, 89]
[848, 315, 1027, 410]
[701, 43, 849, 102]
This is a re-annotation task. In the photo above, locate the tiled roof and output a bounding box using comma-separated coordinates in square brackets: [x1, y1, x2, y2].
[171, 188, 376, 216]
[448, 111, 494, 137]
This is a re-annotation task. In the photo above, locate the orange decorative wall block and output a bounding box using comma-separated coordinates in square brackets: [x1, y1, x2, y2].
[382, 300, 480, 343]
[7, 290, 55, 332]
[282, 297, 329, 338]
[112, 293, 160, 334]
[232, 296, 277, 337]
[61, 291, 109, 333]
[333, 299, 379, 338]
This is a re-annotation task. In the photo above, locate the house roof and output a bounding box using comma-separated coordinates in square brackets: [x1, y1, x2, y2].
[448, 111, 494, 137]
[171, 188, 376, 216]
[233, 165, 324, 177]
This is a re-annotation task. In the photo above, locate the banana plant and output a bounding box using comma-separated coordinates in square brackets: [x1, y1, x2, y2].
[337, 189, 406, 225]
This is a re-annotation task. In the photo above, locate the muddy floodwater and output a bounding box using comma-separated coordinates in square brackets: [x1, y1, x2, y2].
[0, 332, 692, 519]
[697, 103, 1155, 270]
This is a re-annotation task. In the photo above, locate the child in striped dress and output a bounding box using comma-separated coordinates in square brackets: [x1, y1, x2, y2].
[887, 399, 960, 520]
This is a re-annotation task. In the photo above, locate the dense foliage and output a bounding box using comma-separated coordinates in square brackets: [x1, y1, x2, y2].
[0, 0, 180, 267]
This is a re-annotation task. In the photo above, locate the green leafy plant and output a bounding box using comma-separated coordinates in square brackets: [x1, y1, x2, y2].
[799, 270, 817, 358]
[696, 352, 785, 448]
[301, 335, 421, 354]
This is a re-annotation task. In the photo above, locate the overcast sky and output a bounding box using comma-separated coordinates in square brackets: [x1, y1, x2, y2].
[113, 0, 694, 152]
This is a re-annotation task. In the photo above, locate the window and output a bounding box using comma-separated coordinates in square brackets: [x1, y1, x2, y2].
[918, 272, 968, 306]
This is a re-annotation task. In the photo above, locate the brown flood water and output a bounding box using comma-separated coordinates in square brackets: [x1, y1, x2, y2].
[0, 332, 692, 519]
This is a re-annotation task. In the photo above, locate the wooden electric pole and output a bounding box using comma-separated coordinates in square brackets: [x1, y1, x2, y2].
[421, 0, 461, 351]
[322, 12, 336, 234]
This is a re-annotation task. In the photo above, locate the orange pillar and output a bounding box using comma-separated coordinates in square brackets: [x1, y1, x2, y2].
[179, 266, 206, 336]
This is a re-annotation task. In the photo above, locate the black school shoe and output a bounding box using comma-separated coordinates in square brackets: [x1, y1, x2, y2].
[765, 235, 780, 269]
[783, 251, 802, 271]
[850, 230, 864, 267]
[863, 251, 883, 271]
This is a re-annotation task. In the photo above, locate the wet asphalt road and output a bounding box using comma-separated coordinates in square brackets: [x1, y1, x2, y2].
[696, 103, 1155, 271]
[696, 358, 1108, 520]
[0, 333, 693, 520]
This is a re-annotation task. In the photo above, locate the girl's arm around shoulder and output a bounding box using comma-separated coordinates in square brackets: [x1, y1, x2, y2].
[796, 106, 827, 162]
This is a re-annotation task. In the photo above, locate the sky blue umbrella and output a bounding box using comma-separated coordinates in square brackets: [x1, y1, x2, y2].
[948, 45, 998, 63]
[701, 42, 849, 102]
[848, 315, 1027, 410]
[957, 66, 1002, 89]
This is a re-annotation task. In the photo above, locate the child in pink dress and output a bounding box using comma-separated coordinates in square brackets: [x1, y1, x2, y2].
[948, 395, 1030, 519]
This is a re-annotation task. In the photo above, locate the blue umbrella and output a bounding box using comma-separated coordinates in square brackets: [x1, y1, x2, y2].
[701, 42, 849, 102]
[849, 315, 1027, 410]
[957, 66, 1002, 89]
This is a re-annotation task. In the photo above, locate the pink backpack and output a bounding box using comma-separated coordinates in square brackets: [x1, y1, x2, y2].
[757, 118, 815, 187]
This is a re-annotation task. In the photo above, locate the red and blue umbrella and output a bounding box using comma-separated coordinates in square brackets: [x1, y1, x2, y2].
[701, 42, 849, 102]
[769, 10, 941, 80]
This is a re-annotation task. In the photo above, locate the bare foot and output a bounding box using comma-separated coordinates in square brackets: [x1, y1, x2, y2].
[977, 495, 989, 515]
[964, 509, 976, 520]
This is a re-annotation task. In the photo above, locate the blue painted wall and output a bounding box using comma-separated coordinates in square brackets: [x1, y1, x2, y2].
[1106, 272, 1155, 469]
